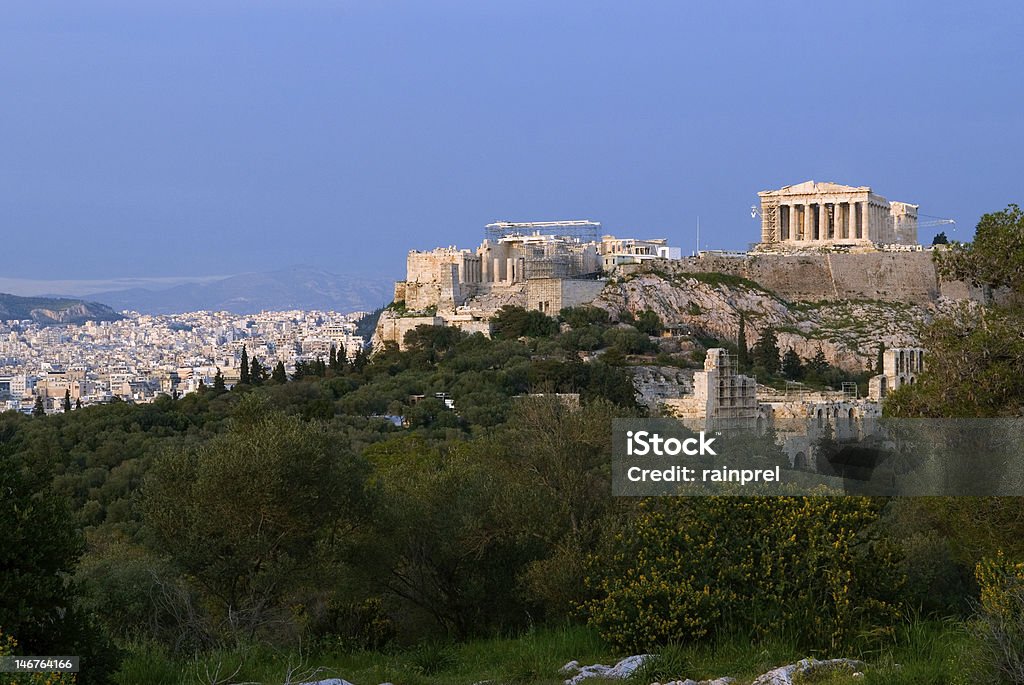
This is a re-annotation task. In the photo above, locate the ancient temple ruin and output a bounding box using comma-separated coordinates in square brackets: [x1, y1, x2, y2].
[868, 347, 925, 400]
[757, 181, 918, 248]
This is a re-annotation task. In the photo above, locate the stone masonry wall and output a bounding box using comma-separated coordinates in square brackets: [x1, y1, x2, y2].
[625, 252, 983, 305]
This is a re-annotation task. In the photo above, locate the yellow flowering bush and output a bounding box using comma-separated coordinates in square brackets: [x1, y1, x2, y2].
[0, 629, 76, 685]
[974, 552, 1024, 684]
[581, 496, 902, 652]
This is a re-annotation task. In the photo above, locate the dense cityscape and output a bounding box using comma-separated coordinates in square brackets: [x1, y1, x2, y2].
[0, 309, 369, 413]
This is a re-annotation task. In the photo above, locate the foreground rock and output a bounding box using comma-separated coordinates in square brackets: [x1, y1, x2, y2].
[561, 655, 654, 685]
[749, 658, 865, 685]
[562, 655, 864, 685]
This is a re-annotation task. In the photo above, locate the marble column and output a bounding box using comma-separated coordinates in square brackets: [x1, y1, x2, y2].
[788, 204, 798, 241]
[862, 202, 870, 241]
[819, 204, 828, 240]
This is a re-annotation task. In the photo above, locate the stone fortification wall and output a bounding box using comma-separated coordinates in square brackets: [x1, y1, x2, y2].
[526, 278, 606, 315]
[624, 252, 984, 305]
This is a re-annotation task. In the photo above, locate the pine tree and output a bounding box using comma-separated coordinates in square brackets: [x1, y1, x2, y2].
[198, 378, 206, 393]
[272, 361, 287, 384]
[250, 357, 265, 386]
[782, 348, 804, 379]
[32, 395, 46, 417]
[806, 347, 829, 380]
[752, 326, 781, 376]
[337, 343, 347, 369]
[875, 342, 886, 375]
[75, 397, 82, 410]
[213, 368, 226, 391]
[329, 344, 338, 372]
[63, 389, 72, 412]
[239, 346, 250, 385]
[352, 347, 369, 372]
[737, 314, 749, 371]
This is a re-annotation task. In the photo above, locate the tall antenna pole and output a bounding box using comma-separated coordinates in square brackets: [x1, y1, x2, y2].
[696, 216, 700, 256]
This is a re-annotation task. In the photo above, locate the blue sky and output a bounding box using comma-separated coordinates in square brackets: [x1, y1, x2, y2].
[3, 0, 1022, 283]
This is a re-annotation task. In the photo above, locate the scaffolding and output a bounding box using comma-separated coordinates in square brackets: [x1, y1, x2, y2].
[485, 219, 601, 243]
[761, 199, 778, 243]
[710, 351, 759, 431]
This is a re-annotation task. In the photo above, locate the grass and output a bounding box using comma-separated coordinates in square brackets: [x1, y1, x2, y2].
[112, 620, 990, 685]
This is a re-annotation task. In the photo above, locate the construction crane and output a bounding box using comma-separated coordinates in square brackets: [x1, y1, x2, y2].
[916, 213, 956, 230]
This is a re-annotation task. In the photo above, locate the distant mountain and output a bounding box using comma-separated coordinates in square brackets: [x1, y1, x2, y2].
[87, 265, 394, 315]
[0, 293, 123, 325]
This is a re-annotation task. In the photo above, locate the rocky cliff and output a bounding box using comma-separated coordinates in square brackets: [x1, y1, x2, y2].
[0, 293, 123, 325]
[595, 271, 964, 370]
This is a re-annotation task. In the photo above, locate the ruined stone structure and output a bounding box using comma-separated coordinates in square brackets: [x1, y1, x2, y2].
[397, 232, 603, 314]
[868, 347, 925, 400]
[380, 222, 681, 349]
[758, 181, 918, 248]
[664, 349, 759, 431]
[663, 348, 885, 470]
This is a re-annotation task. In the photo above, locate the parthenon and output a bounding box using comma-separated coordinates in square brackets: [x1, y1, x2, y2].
[757, 180, 918, 248]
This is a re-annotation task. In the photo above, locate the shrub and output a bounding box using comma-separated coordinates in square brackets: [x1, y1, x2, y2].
[0, 629, 76, 684]
[582, 496, 902, 652]
[974, 552, 1024, 684]
[492, 306, 559, 339]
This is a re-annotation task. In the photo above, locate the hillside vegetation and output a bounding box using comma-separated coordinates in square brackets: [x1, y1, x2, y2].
[598, 270, 941, 371]
[3, 205, 1024, 685]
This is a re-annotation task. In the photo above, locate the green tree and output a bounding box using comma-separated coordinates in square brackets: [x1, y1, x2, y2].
[272, 360, 287, 384]
[603, 325, 657, 355]
[932, 231, 949, 245]
[886, 305, 1024, 417]
[805, 347, 829, 377]
[634, 309, 663, 336]
[934, 204, 1024, 292]
[893, 205, 1024, 417]
[212, 367, 226, 391]
[781, 347, 803, 379]
[364, 436, 535, 638]
[875, 341, 886, 375]
[75, 397, 82, 410]
[140, 397, 372, 643]
[737, 313, 749, 371]
[250, 356, 265, 386]
[0, 459, 116, 680]
[752, 326, 780, 376]
[491, 305, 559, 339]
[32, 395, 45, 417]
[239, 346, 250, 385]
[329, 344, 338, 371]
[559, 305, 610, 330]
[63, 389, 72, 413]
